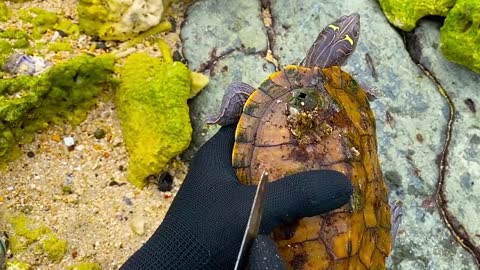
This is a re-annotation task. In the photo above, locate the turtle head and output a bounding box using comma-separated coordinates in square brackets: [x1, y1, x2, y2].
[301, 13, 361, 68]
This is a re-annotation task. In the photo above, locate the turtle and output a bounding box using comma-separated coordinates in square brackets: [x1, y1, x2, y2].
[208, 13, 401, 269]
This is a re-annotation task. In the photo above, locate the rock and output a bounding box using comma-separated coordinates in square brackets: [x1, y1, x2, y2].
[181, 0, 274, 157]
[378, 0, 455, 31]
[2, 53, 51, 76]
[157, 172, 173, 192]
[181, 0, 479, 268]
[93, 128, 106, 139]
[130, 213, 145, 236]
[115, 52, 192, 188]
[408, 18, 480, 253]
[440, 0, 480, 74]
[77, 0, 164, 41]
[0, 54, 115, 165]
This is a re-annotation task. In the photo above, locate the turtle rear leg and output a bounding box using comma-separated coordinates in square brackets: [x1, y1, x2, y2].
[390, 200, 403, 248]
[206, 82, 255, 126]
[300, 13, 360, 68]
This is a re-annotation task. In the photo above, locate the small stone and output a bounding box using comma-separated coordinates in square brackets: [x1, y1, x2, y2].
[63, 136, 75, 151]
[96, 41, 107, 49]
[172, 50, 185, 63]
[56, 30, 68, 37]
[122, 196, 133, 206]
[157, 172, 173, 192]
[94, 128, 106, 139]
[26, 151, 35, 158]
[130, 213, 145, 236]
[52, 134, 62, 142]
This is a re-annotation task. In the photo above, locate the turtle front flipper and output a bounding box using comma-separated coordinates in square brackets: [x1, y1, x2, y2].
[206, 82, 255, 126]
[300, 13, 360, 68]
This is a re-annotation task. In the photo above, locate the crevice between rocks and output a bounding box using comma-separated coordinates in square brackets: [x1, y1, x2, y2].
[259, 0, 280, 70]
[404, 30, 480, 266]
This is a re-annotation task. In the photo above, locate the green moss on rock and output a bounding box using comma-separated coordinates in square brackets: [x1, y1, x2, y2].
[7, 214, 67, 262]
[19, 8, 79, 39]
[48, 42, 72, 52]
[77, 0, 165, 41]
[39, 233, 67, 261]
[115, 52, 192, 188]
[378, 0, 455, 31]
[67, 262, 102, 270]
[440, 0, 480, 73]
[0, 2, 9, 22]
[0, 54, 116, 166]
[6, 260, 31, 270]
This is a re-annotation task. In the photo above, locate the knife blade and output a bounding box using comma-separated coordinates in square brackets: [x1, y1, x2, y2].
[234, 171, 269, 270]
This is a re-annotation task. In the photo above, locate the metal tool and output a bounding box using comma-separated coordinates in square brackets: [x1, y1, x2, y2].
[234, 171, 269, 270]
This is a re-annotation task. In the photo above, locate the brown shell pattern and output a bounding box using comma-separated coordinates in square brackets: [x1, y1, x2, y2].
[233, 65, 391, 269]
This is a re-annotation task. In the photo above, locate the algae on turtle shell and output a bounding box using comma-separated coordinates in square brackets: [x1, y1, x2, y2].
[440, 0, 480, 74]
[378, 0, 455, 31]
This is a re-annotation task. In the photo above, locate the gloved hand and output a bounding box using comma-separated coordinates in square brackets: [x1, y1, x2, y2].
[120, 125, 353, 270]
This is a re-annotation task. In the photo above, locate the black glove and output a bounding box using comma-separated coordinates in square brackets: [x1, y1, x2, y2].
[120, 125, 353, 270]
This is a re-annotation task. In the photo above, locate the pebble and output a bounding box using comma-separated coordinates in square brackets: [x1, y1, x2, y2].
[157, 172, 173, 192]
[94, 128, 106, 139]
[130, 213, 145, 236]
[63, 136, 75, 151]
[26, 151, 35, 158]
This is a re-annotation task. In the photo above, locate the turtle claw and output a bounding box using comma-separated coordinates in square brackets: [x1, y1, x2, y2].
[206, 82, 255, 126]
[390, 199, 403, 248]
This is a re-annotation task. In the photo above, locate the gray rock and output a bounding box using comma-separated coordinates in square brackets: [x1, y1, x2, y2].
[408, 18, 480, 251]
[181, 0, 479, 268]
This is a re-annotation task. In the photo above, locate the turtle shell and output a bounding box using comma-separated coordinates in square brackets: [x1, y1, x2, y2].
[233, 65, 391, 269]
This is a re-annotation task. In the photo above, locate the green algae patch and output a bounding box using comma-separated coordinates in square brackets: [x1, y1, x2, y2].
[67, 262, 102, 270]
[440, 0, 480, 73]
[0, 54, 116, 166]
[115, 52, 192, 188]
[19, 8, 79, 39]
[78, 0, 163, 41]
[6, 260, 31, 270]
[6, 214, 67, 262]
[0, 2, 9, 22]
[379, 0, 455, 31]
[48, 42, 72, 52]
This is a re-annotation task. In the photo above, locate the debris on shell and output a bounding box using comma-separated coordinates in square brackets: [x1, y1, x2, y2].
[2, 53, 52, 76]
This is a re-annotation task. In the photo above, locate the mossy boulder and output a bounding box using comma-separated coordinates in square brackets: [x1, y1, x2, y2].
[378, 0, 455, 31]
[440, 0, 480, 73]
[77, 0, 164, 41]
[115, 52, 192, 188]
[0, 54, 116, 166]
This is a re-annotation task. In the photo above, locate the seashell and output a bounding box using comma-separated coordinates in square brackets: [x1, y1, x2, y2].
[2, 53, 51, 76]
